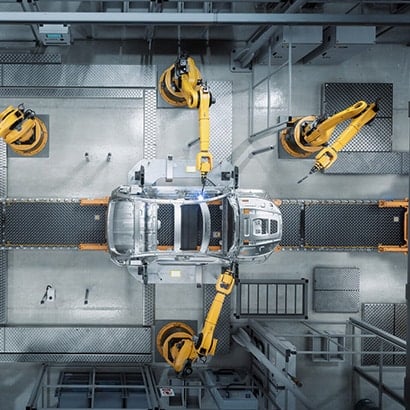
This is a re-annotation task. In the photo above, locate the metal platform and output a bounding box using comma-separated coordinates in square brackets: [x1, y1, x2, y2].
[313, 267, 360, 313]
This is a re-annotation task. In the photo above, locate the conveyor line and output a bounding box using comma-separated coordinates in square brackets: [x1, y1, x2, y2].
[2, 198, 108, 250]
[279, 199, 408, 252]
[1, 198, 407, 253]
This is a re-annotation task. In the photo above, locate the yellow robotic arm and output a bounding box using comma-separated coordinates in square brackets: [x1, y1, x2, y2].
[156, 269, 235, 377]
[280, 100, 378, 182]
[159, 55, 214, 183]
[0, 104, 48, 156]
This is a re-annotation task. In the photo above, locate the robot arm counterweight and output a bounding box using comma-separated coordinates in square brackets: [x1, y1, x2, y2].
[0, 104, 48, 156]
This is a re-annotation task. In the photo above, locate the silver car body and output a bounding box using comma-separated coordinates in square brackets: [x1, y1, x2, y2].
[106, 159, 282, 281]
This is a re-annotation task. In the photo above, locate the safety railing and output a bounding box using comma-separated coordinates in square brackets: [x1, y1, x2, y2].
[234, 278, 308, 319]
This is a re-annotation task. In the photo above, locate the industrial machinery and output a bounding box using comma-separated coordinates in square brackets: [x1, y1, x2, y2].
[159, 54, 214, 184]
[156, 267, 235, 376]
[280, 100, 378, 182]
[0, 104, 48, 156]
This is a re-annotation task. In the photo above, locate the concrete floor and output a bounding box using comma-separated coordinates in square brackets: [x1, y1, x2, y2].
[0, 40, 408, 409]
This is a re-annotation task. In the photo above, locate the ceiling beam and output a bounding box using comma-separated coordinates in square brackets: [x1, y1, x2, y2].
[0, 12, 409, 25]
[232, 0, 309, 69]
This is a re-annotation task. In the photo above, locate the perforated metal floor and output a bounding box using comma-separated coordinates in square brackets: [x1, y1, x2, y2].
[322, 82, 392, 152]
[279, 200, 406, 250]
[362, 303, 406, 366]
[4, 201, 106, 247]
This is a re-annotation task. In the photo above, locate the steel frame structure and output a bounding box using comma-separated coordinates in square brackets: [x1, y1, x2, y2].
[0, 12, 409, 25]
[247, 318, 407, 408]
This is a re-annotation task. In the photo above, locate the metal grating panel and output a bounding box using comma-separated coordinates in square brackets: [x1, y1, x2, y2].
[314, 291, 359, 313]
[329, 119, 391, 152]
[204, 284, 231, 354]
[323, 83, 393, 117]
[314, 267, 360, 290]
[324, 152, 404, 174]
[4, 327, 151, 354]
[143, 284, 155, 326]
[313, 267, 360, 313]
[0, 354, 151, 363]
[279, 202, 302, 247]
[0, 87, 143, 99]
[157, 204, 174, 246]
[3, 64, 156, 88]
[0, 139, 6, 198]
[395, 303, 407, 340]
[362, 303, 395, 366]
[143, 89, 157, 159]
[322, 83, 392, 152]
[0, 251, 7, 324]
[5, 202, 106, 246]
[402, 152, 409, 175]
[394, 303, 407, 366]
[305, 203, 405, 247]
[0, 53, 61, 64]
[0, 327, 4, 351]
[209, 81, 233, 163]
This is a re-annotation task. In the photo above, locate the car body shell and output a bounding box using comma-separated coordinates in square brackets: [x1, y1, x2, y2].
[107, 185, 282, 269]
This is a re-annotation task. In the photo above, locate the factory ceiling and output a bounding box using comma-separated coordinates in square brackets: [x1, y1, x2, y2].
[0, 0, 408, 65]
